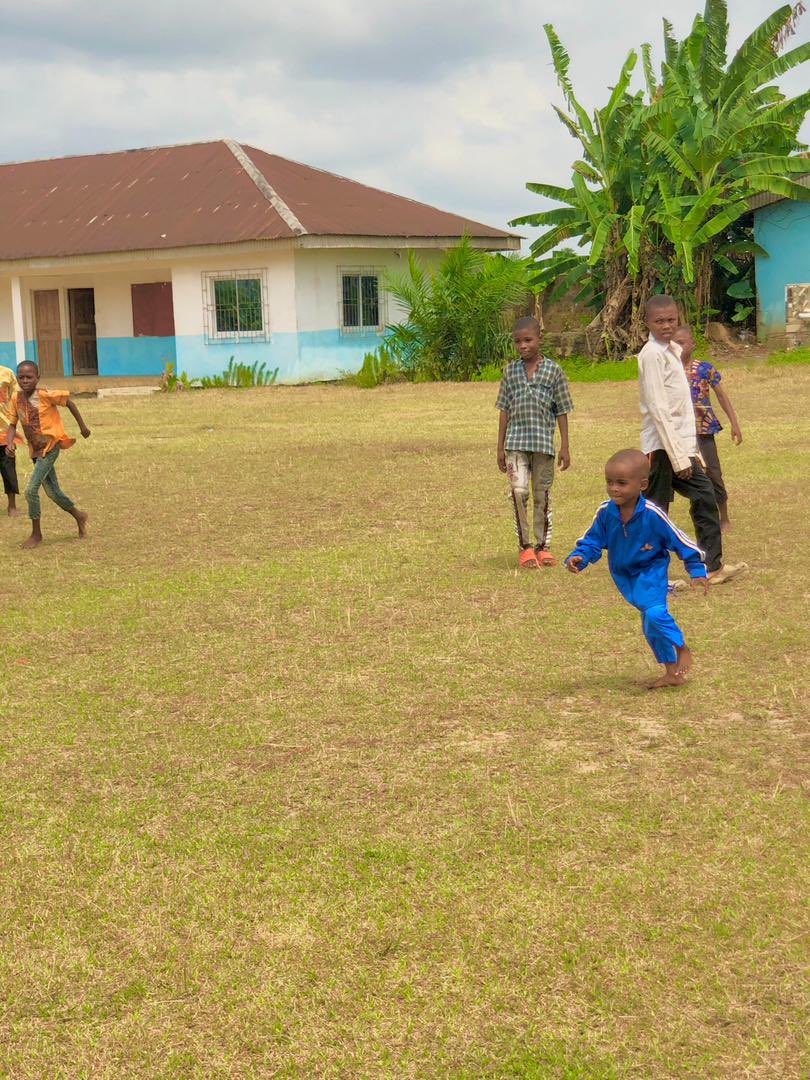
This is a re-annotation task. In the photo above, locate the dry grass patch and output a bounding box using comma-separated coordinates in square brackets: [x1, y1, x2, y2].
[0, 371, 807, 1078]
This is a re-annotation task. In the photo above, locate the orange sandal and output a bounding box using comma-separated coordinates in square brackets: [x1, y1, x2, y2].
[519, 548, 540, 569]
[535, 550, 556, 568]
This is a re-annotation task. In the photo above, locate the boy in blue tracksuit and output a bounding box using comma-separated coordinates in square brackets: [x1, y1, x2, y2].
[565, 449, 708, 688]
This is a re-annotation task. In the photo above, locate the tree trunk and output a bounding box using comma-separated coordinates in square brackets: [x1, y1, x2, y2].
[600, 260, 632, 356]
[694, 246, 714, 331]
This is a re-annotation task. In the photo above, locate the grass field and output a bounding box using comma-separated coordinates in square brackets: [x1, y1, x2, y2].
[0, 367, 807, 1078]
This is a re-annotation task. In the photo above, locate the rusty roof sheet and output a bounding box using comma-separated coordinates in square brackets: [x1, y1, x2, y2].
[0, 140, 516, 261]
[241, 144, 516, 240]
[0, 142, 296, 260]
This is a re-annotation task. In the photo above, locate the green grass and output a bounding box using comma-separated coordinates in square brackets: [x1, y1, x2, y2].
[765, 345, 810, 366]
[560, 357, 639, 382]
[0, 371, 807, 1077]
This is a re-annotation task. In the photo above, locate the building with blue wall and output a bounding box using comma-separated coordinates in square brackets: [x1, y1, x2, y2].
[752, 177, 810, 346]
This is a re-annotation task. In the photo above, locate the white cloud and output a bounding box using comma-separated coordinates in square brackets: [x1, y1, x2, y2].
[0, 0, 807, 250]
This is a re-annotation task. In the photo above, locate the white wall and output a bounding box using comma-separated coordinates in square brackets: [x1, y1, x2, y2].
[170, 247, 297, 337]
[294, 247, 445, 333]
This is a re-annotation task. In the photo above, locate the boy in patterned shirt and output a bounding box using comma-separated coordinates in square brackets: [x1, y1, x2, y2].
[672, 326, 742, 533]
[0, 364, 23, 517]
[5, 361, 91, 549]
[496, 317, 573, 568]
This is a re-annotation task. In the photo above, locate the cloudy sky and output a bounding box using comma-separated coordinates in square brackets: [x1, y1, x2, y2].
[0, 0, 806, 244]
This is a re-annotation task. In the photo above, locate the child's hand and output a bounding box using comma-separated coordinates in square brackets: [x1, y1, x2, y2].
[676, 465, 693, 480]
[558, 447, 571, 471]
[497, 449, 507, 473]
[80, 426, 91, 439]
[690, 576, 709, 596]
[731, 425, 742, 445]
[4, 445, 14, 458]
[566, 555, 583, 574]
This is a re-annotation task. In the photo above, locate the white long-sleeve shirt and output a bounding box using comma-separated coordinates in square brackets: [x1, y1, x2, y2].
[638, 335, 697, 473]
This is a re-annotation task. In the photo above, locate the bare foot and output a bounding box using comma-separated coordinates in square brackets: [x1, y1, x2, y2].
[675, 644, 693, 675]
[647, 672, 686, 689]
[75, 511, 89, 538]
[7, 507, 20, 517]
[20, 535, 42, 550]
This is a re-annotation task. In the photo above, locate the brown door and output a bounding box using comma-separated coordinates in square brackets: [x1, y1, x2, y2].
[68, 288, 98, 375]
[33, 290, 64, 377]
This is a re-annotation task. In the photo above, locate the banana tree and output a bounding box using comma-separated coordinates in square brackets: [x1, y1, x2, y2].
[516, 1, 810, 352]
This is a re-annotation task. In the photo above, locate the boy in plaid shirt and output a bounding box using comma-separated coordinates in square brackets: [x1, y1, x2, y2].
[496, 317, 573, 568]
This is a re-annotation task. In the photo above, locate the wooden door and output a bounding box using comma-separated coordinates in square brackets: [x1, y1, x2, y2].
[68, 288, 98, 375]
[33, 290, 64, 377]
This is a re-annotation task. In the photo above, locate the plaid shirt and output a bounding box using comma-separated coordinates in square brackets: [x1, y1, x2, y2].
[495, 356, 573, 454]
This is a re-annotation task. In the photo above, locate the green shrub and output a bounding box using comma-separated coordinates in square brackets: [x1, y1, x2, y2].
[558, 356, 639, 382]
[200, 358, 279, 389]
[160, 363, 192, 392]
[383, 238, 532, 381]
[471, 362, 505, 382]
[341, 344, 404, 388]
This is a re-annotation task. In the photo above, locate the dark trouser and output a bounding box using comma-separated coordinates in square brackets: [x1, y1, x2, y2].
[697, 435, 728, 508]
[647, 449, 722, 573]
[0, 451, 19, 496]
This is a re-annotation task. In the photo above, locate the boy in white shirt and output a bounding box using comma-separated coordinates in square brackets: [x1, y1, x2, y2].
[638, 295, 746, 585]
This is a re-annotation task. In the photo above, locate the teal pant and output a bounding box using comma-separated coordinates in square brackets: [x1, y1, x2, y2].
[26, 447, 76, 520]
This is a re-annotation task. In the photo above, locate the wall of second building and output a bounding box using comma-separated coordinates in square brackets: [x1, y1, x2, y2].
[754, 199, 810, 343]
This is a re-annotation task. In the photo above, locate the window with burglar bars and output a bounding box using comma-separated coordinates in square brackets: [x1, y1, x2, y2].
[338, 269, 385, 333]
[202, 270, 270, 343]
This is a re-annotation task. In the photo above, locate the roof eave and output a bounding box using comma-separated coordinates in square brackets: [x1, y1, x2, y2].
[0, 232, 521, 271]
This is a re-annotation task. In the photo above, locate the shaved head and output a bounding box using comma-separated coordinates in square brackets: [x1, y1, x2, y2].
[606, 448, 650, 478]
[512, 316, 541, 334]
[645, 294, 678, 317]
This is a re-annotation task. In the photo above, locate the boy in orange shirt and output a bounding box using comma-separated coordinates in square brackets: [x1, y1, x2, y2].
[5, 360, 91, 549]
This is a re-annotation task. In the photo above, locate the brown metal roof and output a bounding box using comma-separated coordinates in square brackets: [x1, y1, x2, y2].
[0, 140, 517, 261]
[241, 144, 516, 240]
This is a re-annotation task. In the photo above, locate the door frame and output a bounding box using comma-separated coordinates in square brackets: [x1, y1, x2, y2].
[68, 287, 99, 376]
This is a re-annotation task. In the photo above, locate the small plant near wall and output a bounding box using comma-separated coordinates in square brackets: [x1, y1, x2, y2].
[160, 363, 192, 392]
[341, 344, 404, 388]
[200, 358, 279, 388]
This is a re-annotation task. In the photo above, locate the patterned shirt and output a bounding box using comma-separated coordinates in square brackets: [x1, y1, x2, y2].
[0, 367, 22, 438]
[8, 387, 76, 459]
[686, 360, 722, 436]
[495, 356, 574, 455]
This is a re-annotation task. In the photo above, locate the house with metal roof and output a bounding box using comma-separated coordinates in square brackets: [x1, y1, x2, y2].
[0, 140, 518, 382]
[751, 175, 810, 347]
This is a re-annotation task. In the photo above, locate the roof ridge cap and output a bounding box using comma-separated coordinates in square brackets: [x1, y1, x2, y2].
[225, 140, 307, 236]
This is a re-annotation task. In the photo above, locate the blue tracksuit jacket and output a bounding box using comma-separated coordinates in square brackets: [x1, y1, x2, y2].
[565, 496, 707, 663]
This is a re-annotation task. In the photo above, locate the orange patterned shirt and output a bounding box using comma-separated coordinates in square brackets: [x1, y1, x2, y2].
[0, 367, 24, 447]
[8, 387, 76, 459]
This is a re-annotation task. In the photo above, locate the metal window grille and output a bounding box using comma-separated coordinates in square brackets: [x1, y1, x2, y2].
[202, 269, 270, 344]
[338, 268, 385, 334]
